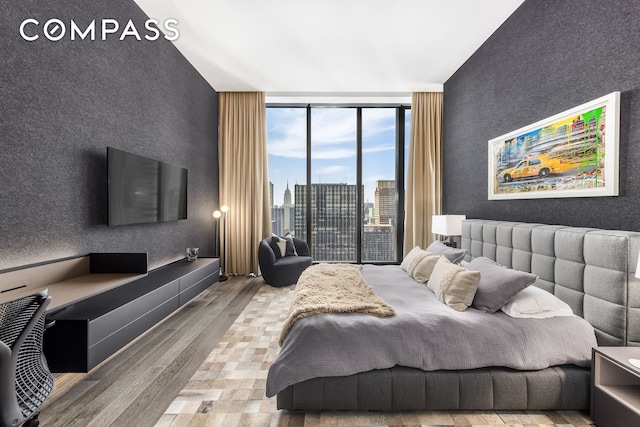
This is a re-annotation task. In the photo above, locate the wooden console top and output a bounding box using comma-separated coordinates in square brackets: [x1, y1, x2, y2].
[0, 255, 147, 312]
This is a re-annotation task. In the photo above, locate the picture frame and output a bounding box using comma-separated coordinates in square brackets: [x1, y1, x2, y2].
[488, 91, 620, 200]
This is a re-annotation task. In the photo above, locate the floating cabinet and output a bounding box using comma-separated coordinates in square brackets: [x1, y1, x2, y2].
[44, 258, 219, 372]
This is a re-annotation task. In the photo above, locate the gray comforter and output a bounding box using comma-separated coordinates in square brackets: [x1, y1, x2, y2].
[266, 264, 597, 397]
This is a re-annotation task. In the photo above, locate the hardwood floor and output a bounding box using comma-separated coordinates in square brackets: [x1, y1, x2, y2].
[40, 275, 263, 427]
[40, 276, 594, 427]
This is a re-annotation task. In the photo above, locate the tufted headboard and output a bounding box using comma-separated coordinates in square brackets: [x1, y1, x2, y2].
[461, 219, 640, 347]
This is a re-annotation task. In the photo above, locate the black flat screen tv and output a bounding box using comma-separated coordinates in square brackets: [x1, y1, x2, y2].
[108, 147, 188, 226]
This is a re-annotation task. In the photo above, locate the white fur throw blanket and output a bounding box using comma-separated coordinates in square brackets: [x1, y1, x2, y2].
[279, 263, 395, 345]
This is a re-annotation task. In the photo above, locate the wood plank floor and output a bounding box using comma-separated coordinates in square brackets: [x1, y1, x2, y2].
[40, 276, 595, 427]
[40, 275, 263, 427]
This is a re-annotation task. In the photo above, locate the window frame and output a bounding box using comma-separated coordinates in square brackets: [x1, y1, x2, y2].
[266, 103, 410, 264]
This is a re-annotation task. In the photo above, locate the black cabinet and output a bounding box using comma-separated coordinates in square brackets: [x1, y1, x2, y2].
[44, 258, 219, 372]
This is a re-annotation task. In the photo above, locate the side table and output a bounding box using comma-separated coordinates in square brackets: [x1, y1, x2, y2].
[592, 347, 640, 426]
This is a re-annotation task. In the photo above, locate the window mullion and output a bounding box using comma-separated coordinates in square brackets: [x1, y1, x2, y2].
[395, 107, 406, 262]
[306, 105, 312, 250]
[356, 107, 363, 264]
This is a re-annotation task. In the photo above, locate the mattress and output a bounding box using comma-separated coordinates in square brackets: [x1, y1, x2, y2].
[266, 264, 597, 398]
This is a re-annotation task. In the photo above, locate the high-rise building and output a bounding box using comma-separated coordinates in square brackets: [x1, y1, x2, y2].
[283, 181, 292, 205]
[272, 206, 283, 236]
[269, 181, 274, 208]
[290, 181, 397, 262]
[295, 183, 360, 262]
[362, 224, 396, 262]
[362, 180, 397, 261]
[282, 182, 295, 236]
[374, 180, 396, 226]
[363, 201, 374, 225]
[269, 181, 281, 235]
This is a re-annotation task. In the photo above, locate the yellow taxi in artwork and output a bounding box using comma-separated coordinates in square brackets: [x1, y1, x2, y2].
[499, 156, 554, 182]
[500, 140, 603, 183]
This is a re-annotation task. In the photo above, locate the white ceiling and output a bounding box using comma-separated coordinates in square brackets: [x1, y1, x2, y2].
[133, 0, 524, 101]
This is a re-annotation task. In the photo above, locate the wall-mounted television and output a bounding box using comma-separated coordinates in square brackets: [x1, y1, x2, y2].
[108, 147, 188, 226]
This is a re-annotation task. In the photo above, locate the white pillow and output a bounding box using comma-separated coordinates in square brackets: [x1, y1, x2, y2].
[401, 246, 423, 272]
[410, 253, 440, 283]
[427, 257, 480, 311]
[275, 238, 287, 257]
[501, 286, 573, 318]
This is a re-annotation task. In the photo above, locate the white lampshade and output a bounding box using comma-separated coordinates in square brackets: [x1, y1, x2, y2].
[432, 215, 467, 236]
[213, 210, 221, 219]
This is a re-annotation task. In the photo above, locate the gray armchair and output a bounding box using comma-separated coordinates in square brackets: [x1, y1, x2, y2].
[259, 237, 312, 287]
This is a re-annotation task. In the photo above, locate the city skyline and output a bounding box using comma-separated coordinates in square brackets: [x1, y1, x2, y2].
[269, 179, 395, 217]
[271, 182, 398, 262]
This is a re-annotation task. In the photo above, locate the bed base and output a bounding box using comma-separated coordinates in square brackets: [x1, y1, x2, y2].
[277, 365, 590, 411]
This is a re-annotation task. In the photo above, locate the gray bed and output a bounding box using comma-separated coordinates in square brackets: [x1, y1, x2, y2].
[272, 220, 640, 411]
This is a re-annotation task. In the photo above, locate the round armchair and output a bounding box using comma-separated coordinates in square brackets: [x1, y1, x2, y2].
[258, 237, 312, 287]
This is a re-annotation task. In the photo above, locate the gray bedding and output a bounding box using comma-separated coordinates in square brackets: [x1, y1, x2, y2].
[266, 264, 597, 398]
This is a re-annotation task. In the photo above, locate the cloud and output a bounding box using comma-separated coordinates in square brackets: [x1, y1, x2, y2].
[267, 108, 307, 158]
[362, 108, 396, 139]
[267, 107, 398, 159]
[365, 174, 391, 183]
[311, 109, 356, 145]
[311, 147, 356, 159]
[319, 165, 349, 175]
[363, 144, 395, 154]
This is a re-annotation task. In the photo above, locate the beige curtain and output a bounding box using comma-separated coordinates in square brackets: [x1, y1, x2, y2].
[404, 92, 444, 256]
[219, 92, 272, 275]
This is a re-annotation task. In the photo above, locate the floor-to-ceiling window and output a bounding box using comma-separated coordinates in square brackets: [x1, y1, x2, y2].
[267, 104, 410, 263]
[310, 108, 358, 262]
[265, 108, 306, 238]
[362, 108, 398, 262]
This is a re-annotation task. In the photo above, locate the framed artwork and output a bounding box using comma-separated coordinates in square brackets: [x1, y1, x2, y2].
[488, 91, 620, 200]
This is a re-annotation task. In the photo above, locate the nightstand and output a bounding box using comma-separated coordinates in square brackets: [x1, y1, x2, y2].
[592, 347, 640, 427]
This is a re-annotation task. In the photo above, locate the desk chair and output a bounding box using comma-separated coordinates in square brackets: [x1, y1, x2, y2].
[0, 290, 53, 427]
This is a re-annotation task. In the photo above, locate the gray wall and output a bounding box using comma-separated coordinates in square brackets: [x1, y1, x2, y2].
[443, 0, 640, 231]
[1, 0, 219, 271]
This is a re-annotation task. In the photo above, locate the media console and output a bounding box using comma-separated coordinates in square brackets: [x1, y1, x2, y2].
[0, 253, 219, 373]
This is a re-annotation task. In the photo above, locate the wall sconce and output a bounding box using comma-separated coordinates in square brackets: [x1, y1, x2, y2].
[432, 214, 466, 248]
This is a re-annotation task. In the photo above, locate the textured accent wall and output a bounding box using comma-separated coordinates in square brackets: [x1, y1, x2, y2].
[1, 0, 219, 270]
[443, 0, 640, 231]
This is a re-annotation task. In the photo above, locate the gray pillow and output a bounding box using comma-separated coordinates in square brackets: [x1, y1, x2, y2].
[469, 257, 538, 313]
[426, 240, 467, 264]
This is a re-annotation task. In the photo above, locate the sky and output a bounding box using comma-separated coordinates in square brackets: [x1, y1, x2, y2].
[266, 107, 410, 206]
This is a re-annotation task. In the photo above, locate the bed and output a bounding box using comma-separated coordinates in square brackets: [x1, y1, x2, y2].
[268, 219, 640, 411]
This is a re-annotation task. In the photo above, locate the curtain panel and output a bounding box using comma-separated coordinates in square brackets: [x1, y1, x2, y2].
[219, 92, 272, 275]
[404, 92, 443, 256]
